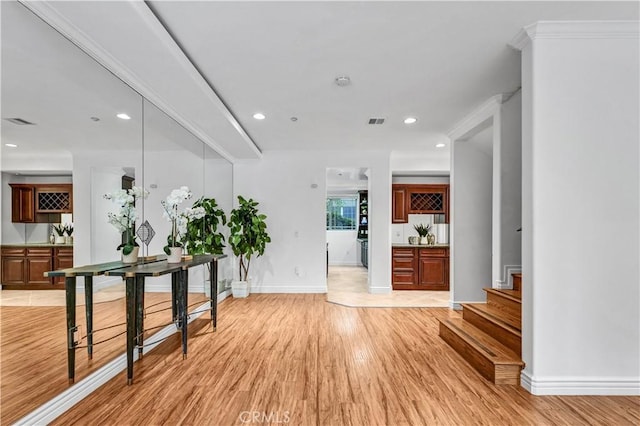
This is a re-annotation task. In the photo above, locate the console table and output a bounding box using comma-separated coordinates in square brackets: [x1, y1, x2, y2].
[104, 254, 224, 385]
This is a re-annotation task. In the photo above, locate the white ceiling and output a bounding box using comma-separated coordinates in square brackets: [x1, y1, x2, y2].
[1, 1, 638, 169]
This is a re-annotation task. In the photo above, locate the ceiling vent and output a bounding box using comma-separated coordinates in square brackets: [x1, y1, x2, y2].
[5, 118, 35, 125]
[368, 117, 385, 125]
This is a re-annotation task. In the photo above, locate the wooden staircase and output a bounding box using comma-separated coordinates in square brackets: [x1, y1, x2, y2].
[439, 273, 524, 385]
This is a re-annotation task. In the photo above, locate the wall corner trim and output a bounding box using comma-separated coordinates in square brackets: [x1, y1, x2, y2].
[447, 94, 505, 141]
[510, 20, 640, 51]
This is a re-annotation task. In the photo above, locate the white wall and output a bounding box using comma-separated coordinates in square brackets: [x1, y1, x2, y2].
[390, 150, 450, 174]
[451, 128, 493, 307]
[497, 90, 522, 286]
[518, 22, 639, 395]
[1, 172, 73, 245]
[326, 230, 359, 266]
[233, 150, 391, 294]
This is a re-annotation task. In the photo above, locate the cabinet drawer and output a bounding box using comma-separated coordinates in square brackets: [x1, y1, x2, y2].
[392, 248, 415, 257]
[54, 247, 73, 257]
[1, 247, 26, 256]
[392, 272, 416, 284]
[27, 248, 53, 256]
[419, 248, 448, 258]
[393, 257, 415, 271]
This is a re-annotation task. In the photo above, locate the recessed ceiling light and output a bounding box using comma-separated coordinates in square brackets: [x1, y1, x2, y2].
[290, 117, 298, 122]
[404, 117, 417, 124]
[5, 143, 18, 148]
[253, 113, 266, 120]
[436, 143, 446, 148]
[90, 116, 100, 122]
[116, 113, 131, 120]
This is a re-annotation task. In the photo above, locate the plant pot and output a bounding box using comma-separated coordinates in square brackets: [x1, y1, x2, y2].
[121, 246, 140, 264]
[166, 247, 183, 263]
[231, 280, 249, 298]
[419, 236, 428, 245]
[55, 236, 66, 244]
[65, 236, 73, 245]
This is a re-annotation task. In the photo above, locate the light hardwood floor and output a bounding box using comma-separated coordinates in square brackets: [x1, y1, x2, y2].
[0, 292, 207, 424]
[49, 294, 639, 425]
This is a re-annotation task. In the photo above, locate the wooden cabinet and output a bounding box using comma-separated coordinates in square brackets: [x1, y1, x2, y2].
[53, 247, 74, 285]
[1, 248, 27, 285]
[391, 184, 449, 223]
[392, 247, 417, 289]
[418, 248, 449, 290]
[392, 246, 449, 290]
[392, 186, 408, 223]
[26, 248, 53, 285]
[11, 185, 36, 222]
[1, 245, 71, 289]
[9, 183, 73, 223]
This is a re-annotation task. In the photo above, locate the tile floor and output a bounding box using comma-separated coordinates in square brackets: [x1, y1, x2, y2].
[0, 283, 125, 307]
[326, 265, 450, 307]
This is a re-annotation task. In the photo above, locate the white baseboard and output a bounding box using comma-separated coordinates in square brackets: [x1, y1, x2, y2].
[450, 300, 482, 310]
[15, 294, 229, 425]
[76, 277, 122, 293]
[369, 286, 392, 295]
[496, 265, 521, 289]
[328, 262, 360, 266]
[521, 371, 640, 395]
[249, 284, 327, 293]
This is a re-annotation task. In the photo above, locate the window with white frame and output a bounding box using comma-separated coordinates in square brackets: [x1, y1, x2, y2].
[326, 197, 357, 230]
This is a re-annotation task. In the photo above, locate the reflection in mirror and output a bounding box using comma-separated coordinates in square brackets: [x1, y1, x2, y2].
[203, 143, 234, 294]
[0, 1, 142, 422]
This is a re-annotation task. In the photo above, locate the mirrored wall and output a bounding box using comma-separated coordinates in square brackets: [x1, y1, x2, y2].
[1, 1, 233, 421]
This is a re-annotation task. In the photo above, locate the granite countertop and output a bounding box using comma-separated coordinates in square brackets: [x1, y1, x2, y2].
[392, 243, 449, 248]
[1, 243, 73, 247]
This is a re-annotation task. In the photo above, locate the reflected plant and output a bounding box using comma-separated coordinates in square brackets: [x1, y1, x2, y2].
[161, 186, 205, 254]
[104, 186, 149, 254]
[183, 197, 227, 255]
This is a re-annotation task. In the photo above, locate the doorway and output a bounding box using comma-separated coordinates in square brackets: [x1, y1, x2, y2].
[325, 167, 370, 298]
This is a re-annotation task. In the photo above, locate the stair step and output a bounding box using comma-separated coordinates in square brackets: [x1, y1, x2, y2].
[484, 288, 522, 321]
[439, 318, 524, 385]
[461, 303, 521, 356]
[512, 273, 522, 292]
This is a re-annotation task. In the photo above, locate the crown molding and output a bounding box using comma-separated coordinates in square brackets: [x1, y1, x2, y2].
[510, 20, 640, 51]
[19, 0, 262, 162]
[447, 94, 505, 141]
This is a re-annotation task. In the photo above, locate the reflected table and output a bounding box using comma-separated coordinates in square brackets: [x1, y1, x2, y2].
[45, 257, 163, 384]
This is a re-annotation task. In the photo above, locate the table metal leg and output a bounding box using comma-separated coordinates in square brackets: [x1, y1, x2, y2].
[125, 276, 136, 385]
[171, 272, 178, 322]
[210, 260, 218, 331]
[84, 276, 93, 360]
[135, 275, 145, 357]
[179, 269, 188, 359]
[65, 276, 76, 384]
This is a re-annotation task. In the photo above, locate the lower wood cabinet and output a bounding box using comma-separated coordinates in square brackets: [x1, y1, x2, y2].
[392, 246, 449, 290]
[1, 246, 72, 289]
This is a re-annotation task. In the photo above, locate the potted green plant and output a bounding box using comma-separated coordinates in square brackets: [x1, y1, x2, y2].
[414, 223, 431, 245]
[183, 197, 227, 255]
[64, 224, 74, 244]
[53, 224, 66, 245]
[228, 196, 271, 298]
